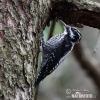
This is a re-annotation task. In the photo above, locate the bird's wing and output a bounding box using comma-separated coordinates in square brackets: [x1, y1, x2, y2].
[46, 33, 65, 47]
[41, 33, 66, 67]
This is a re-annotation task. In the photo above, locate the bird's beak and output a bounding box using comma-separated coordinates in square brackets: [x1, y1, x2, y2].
[59, 20, 70, 30]
[60, 20, 66, 27]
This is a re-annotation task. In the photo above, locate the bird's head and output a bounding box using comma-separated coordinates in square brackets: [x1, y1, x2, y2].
[60, 20, 81, 44]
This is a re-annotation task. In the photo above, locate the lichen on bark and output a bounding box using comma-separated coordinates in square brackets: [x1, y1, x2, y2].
[0, 0, 51, 99]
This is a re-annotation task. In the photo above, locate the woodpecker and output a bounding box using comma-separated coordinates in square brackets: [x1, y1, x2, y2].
[35, 20, 81, 87]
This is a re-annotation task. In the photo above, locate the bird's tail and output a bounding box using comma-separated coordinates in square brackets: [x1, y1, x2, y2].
[34, 79, 39, 87]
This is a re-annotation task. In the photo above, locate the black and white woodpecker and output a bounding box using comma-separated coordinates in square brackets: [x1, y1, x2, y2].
[35, 20, 81, 87]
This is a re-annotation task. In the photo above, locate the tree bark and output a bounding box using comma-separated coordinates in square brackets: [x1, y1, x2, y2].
[0, 0, 51, 100]
[0, 0, 100, 100]
[51, 0, 100, 28]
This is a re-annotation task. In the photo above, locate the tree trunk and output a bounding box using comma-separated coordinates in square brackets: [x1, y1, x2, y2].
[0, 0, 51, 99]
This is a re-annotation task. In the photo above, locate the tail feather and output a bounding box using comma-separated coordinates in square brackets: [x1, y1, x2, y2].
[34, 74, 45, 87]
[34, 79, 40, 87]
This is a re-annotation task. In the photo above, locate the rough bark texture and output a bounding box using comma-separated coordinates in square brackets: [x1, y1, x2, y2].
[0, 0, 100, 100]
[51, 0, 100, 29]
[0, 0, 51, 100]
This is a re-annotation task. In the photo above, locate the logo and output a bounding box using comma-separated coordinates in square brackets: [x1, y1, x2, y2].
[66, 88, 71, 94]
[66, 88, 96, 99]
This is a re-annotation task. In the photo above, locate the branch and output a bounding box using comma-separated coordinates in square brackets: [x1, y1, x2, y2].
[48, 20, 56, 38]
[73, 43, 100, 91]
[51, 0, 100, 29]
